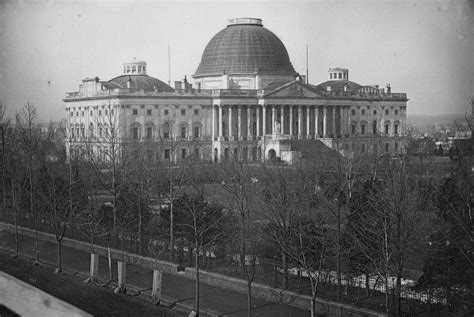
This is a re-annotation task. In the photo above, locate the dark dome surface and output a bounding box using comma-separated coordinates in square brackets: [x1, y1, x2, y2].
[104, 75, 174, 92]
[194, 19, 296, 77]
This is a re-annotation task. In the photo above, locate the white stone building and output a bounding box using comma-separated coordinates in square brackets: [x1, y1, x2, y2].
[64, 18, 408, 164]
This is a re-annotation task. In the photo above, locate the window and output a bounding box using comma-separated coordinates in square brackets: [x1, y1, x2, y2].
[81, 127, 85, 137]
[194, 109, 199, 115]
[351, 109, 356, 116]
[76, 111, 79, 116]
[181, 109, 186, 116]
[99, 110, 102, 116]
[385, 109, 389, 115]
[164, 149, 170, 160]
[361, 124, 366, 135]
[361, 143, 366, 153]
[70, 111, 73, 117]
[132, 126, 139, 140]
[351, 124, 356, 134]
[395, 109, 399, 115]
[194, 148, 199, 158]
[82, 111, 84, 117]
[181, 126, 186, 138]
[90, 110, 93, 116]
[330, 73, 333, 79]
[385, 143, 389, 152]
[395, 142, 399, 152]
[373, 110, 377, 115]
[361, 109, 366, 115]
[111, 109, 114, 115]
[385, 124, 389, 134]
[146, 126, 153, 139]
[99, 125, 103, 137]
[132, 109, 138, 115]
[372, 121, 377, 134]
[111, 126, 115, 137]
[147, 149, 153, 162]
[181, 148, 187, 159]
[164, 109, 169, 115]
[194, 126, 200, 138]
[394, 124, 399, 135]
[163, 122, 170, 138]
[338, 73, 342, 79]
[105, 110, 108, 115]
[147, 109, 152, 115]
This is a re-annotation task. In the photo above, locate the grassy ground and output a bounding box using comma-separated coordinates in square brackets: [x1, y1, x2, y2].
[0, 251, 181, 317]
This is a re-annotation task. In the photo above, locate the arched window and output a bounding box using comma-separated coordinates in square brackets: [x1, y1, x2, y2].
[384, 121, 390, 135]
[163, 122, 170, 139]
[130, 123, 141, 140]
[372, 121, 377, 135]
[145, 123, 154, 140]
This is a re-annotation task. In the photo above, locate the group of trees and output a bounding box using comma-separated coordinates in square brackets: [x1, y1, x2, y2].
[1, 102, 473, 316]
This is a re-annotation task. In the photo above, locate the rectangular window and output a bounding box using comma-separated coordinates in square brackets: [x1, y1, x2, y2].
[394, 124, 399, 135]
[82, 111, 84, 116]
[147, 109, 152, 115]
[132, 109, 138, 115]
[351, 109, 356, 116]
[70, 111, 73, 117]
[181, 109, 186, 116]
[361, 109, 366, 115]
[338, 73, 342, 79]
[385, 124, 389, 134]
[361, 143, 366, 153]
[385, 109, 389, 115]
[194, 109, 199, 115]
[99, 110, 102, 116]
[361, 124, 366, 135]
[90, 110, 93, 116]
[76, 111, 79, 116]
[81, 128, 85, 137]
[99, 126, 103, 137]
[105, 110, 108, 115]
[351, 125, 356, 134]
[194, 126, 200, 138]
[194, 148, 199, 158]
[181, 126, 186, 138]
[181, 148, 187, 159]
[395, 142, 399, 152]
[164, 149, 170, 160]
[164, 109, 169, 115]
[132, 127, 139, 140]
[395, 109, 399, 115]
[385, 143, 390, 152]
[147, 127, 152, 139]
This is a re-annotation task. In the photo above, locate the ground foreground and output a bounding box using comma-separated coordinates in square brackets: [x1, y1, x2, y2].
[0, 252, 180, 317]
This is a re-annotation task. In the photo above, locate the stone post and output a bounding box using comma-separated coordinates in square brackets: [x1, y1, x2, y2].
[90, 253, 99, 282]
[152, 269, 163, 304]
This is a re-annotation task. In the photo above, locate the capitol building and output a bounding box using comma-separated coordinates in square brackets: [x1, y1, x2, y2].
[64, 18, 408, 164]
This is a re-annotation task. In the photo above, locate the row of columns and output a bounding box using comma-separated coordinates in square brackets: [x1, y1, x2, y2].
[211, 104, 352, 140]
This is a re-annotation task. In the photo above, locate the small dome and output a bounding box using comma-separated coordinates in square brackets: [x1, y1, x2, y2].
[104, 75, 174, 93]
[194, 18, 296, 77]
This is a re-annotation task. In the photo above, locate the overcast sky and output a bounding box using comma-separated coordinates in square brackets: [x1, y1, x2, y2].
[0, 0, 472, 121]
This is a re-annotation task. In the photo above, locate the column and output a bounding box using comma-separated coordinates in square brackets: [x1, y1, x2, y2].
[271, 105, 275, 134]
[280, 105, 284, 134]
[212, 105, 215, 140]
[237, 106, 242, 139]
[298, 105, 302, 137]
[306, 106, 310, 137]
[218, 105, 223, 138]
[228, 105, 232, 139]
[247, 106, 251, 138]
[256, 106, 260, 137]
[332, 106, 336, 137]
[262, 105, 266, 136]
[323, 106, 328, 137]
[288, 105, 293, 137]
[314, 106, 319, 137]
[340, 107, 345, 136]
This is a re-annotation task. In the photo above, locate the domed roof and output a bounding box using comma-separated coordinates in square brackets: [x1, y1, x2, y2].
[194, 18, 296, 77]
[104, 75, 174, 93]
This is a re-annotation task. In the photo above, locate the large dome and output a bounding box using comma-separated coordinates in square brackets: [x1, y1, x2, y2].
[194, 18, 296, 78]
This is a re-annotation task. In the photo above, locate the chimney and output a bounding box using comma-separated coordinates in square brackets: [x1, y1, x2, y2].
[386, 83, 391, 94]
[174, 81, 182, 90]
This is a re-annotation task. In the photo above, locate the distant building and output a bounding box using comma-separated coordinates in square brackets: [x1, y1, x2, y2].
[64, 18, 408, 164]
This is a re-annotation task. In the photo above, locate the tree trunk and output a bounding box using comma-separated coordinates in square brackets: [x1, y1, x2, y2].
[57, 239, 62, 273]
[396, 269, 402, 316]
[195, 246, 200, 316]
[247, 280, 252, 317]
[170, 199, 174, 262]
[282, 252, 288, 289]
[12, 180, 19, 257]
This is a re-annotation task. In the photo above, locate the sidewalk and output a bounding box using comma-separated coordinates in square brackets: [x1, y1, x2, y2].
[0, 229, 310, 317]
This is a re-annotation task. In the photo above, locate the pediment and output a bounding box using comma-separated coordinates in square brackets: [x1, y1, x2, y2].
[264, 82, 322, 98]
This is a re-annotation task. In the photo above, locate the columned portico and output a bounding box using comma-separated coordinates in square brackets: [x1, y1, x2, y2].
[306, 106, 310, 138]
[298, 105, 302, 138]
[314, 106, 319, 138]
[332, 106, 336, 137]
[323, 106, 328, 137]
[289, 105, 293, 137]
[247, 106, 251, 138]
[237, 106, 242, 138]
